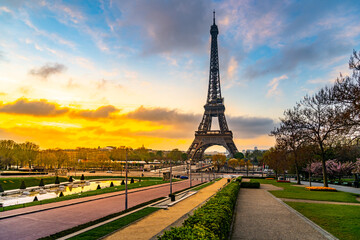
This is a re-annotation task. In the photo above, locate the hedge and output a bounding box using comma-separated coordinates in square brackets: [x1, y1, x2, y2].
[158, 180, 240, 240]
[240, 182, 260, 188]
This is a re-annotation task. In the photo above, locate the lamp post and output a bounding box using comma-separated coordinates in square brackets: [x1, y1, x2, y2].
[189, 159, 192, 187]
[125, 148, 128, 210]
[170, 158, 172, 195]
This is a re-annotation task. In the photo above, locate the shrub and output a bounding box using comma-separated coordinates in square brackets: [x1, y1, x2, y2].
[121, 180, 125, 185]
[34, 196, 38, 201]
[110, 182, 114, 187]
[159, 226, 216, 240]
[97, 184, 101, 190]
[0, 184, 4, 192]
[59, 192, 64, 197]
[69, 176, 73, 182]
[55, 176, 60, 184]
[81, 174, 85, 181]
[240, 182, 260, 188]
[39, 179, 44, 187]
[276, 180, 290, 183]
[159, 181, 240, 240]
[130, 178, 134, 184]
[236, 177, 242, 183]
[20, 180, 26, 189]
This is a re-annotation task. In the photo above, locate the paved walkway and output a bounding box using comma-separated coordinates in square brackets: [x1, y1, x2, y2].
[0, 180, 200, 240]
[231, 184, 331, 240]
[291, 180, 360, 194]
[105, 178, 228, 240]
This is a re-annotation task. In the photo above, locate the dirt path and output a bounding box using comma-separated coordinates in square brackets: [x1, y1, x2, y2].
[105, 178, 228, 240]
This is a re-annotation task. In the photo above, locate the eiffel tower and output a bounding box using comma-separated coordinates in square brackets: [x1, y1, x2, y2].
[187, 11, 238, 161]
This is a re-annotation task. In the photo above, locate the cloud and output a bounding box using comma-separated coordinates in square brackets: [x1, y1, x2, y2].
[29, 63, 66, 80]
[112, 0, 211, 55]
[73, 105, 120, 119]
[266, 75, 288, 97]
[244, 32, 351, 80]
[0, 99, 68, 116]
[126, 106, 199, 124]
[228, 116, 275, 139]
[126, 106, 275, 139]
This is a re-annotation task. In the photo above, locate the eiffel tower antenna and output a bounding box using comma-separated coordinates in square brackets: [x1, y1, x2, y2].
[213, 10, 215, 24]
[187, 12, 238, 161]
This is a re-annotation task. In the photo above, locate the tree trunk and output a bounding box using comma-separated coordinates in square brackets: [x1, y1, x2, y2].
[294, 153, 301, 184]
[320, 144, 328, 187]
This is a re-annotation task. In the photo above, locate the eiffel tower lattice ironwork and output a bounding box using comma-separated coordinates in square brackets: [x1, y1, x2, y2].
[187, 11, 238, 161]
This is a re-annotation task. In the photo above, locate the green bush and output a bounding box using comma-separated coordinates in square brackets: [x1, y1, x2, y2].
[121, 180, 125, 185]
[39, 179, 44, 187]
[20, 180, 26, 189]
[110, 182, 114, 187]
[81, 174, 85, 181]
[97, 184, 101, 190]
[159, 226, 216, 240]
[69, 176, 73, 182]
[130, 178, 134, 184]
[240, 182, 260, 188]
[59, 192, 64, 197]
[159, 181, 240, 240]
[55, 176, 60, 184]
[236, 176, 242, 183]
[0, 184, 4, 192]
[34, 196, 38, 201]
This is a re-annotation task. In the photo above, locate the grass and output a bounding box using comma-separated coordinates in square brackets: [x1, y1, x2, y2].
[38, 198, 163, 240]
[285, 202, 360, 240]
[0, 179, 174, 212]
[0, 177, 68, 191]
[68, 207, 159, 240]
[250, 179, 359, 203]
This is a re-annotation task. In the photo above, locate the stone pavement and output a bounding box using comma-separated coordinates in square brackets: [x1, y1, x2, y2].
[231, 184, 333, 240]
[105, 178, 228, 240]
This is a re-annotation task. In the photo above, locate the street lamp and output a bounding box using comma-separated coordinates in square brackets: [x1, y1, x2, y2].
[125, 148, 128, 210]
[170, 158, 172, 195]
[189, 159, 192, 187]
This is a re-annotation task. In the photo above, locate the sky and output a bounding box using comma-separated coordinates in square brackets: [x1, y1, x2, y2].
[1, 0, 360, 151]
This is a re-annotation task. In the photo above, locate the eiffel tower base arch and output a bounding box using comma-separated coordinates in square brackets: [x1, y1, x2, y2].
[187, 131, 238, 161]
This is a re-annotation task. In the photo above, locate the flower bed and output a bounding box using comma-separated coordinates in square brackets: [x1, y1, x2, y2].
[158, 180, 240, 240]
[305, 187, 337, 191]
[276, 180, 290, 183]
[265, 178, 274, 180]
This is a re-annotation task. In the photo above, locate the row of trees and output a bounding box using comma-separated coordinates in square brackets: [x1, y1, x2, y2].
[0, 140, 186, 171]
[267, 50, 360, 186]
[211, 151, 263, 173]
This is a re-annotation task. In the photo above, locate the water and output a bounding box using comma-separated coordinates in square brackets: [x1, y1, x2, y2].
[0, 179, 135, 207]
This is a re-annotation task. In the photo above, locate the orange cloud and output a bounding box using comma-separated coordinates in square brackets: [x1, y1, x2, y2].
[0, 98, 68, 116]
[71, 105, 120, 119]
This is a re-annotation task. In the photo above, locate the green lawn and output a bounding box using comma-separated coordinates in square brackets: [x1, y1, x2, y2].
[0, 177, 68, 191]
[250, 179, 359, 203]
[0, 179, 173, 212]
[285, 202, 360, 240]
[68, 207, 159, 240]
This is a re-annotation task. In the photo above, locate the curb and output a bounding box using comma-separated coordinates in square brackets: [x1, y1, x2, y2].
[264, 190, 338, 240]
